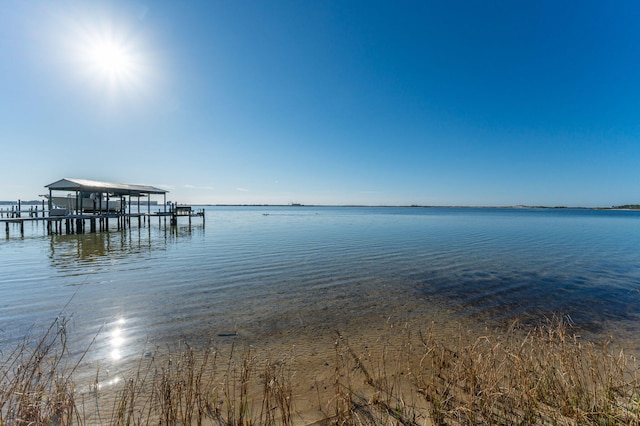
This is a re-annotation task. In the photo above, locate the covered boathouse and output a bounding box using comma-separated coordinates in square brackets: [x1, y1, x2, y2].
[45, 177, 168, 215]
[43, 177, 170, 234]
[2, 178, 204, 236]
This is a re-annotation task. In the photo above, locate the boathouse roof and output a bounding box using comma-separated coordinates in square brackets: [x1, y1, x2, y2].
[46, 178, 168, 196]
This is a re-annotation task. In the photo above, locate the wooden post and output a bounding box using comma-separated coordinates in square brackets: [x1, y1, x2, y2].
[20, 220, 24, 236]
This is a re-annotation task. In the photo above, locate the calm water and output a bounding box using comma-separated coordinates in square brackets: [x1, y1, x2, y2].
[2, 206, 640, 382]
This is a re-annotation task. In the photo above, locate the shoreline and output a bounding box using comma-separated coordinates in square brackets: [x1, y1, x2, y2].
[3, 307, 639, 425]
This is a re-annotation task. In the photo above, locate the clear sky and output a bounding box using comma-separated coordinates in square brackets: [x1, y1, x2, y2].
[1, 1, 639, 206]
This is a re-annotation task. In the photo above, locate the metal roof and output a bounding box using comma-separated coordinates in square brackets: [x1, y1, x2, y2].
[45, 178, 168, 196]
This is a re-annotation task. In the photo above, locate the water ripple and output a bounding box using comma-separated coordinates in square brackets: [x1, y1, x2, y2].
[2, 207, 640, 368]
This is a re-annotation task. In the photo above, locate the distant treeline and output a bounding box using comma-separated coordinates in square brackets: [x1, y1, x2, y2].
[613, 204, 640, 209]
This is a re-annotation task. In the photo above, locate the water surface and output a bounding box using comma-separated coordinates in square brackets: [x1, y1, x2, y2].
[2, 206, 640, 382]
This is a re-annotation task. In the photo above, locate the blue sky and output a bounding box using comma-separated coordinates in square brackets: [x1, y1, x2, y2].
[1, 1, 639, 206]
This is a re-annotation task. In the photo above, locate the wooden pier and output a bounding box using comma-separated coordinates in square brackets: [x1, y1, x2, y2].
[1, 205, 205, 237]
[1, 178, 205, 237]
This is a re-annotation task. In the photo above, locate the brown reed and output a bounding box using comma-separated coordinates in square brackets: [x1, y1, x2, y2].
[2, 315, 639, 425]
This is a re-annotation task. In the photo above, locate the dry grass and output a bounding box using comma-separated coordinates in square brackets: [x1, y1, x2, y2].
[2, 316, 640, 425]
[407, 318, 640, 425]
[0, 316, 84, 425]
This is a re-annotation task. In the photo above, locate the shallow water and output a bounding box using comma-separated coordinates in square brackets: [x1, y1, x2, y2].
[2, 206, 640, 383]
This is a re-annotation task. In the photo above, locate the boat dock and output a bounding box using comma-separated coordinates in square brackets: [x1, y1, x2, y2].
[1, 178, 205, 237]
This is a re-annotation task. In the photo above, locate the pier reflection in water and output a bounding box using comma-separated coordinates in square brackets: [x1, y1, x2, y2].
[47, 222, 202, 273]
[48, 229, 156, 275]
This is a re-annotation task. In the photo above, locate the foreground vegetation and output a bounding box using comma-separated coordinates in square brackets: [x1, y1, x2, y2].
[2, 316, 640, 425]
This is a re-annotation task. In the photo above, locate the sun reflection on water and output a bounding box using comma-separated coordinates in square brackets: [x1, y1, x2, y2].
[109, 317, 126, 362]
[94, 375, 121, 392]
[85, 317, 131, 393]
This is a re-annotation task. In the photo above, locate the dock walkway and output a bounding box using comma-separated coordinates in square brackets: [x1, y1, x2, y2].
[1, 206, 205, 237]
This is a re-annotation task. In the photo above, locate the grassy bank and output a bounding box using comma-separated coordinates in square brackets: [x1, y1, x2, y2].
[2, 316, 640, 425]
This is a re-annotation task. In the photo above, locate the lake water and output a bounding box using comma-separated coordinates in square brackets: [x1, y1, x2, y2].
[2, 206, 640, 385]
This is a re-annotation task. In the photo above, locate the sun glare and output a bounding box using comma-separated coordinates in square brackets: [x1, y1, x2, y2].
[91, 41, 130, 76]
[54, 4, 160, 104]
[86, 39, 135, 83]
[69, 21, 148, 97]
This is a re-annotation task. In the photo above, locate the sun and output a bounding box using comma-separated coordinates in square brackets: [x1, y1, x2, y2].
[71, 25, 145, 95]
[87, 40, 134, 80]
[61, 9, 155, 101]
[92, 41, 129, 75]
